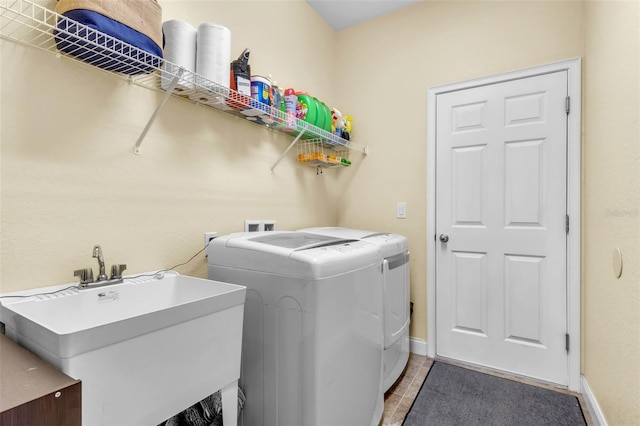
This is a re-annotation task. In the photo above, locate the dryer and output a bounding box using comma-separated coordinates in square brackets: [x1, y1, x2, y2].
[300, 227, 410, 392]
[207, 231, 384, 426]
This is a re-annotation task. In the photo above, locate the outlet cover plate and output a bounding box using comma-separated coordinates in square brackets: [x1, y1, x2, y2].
[262, 220, 276, 231]
[204, 232, 217, 256]
[245, 220, 261, 232]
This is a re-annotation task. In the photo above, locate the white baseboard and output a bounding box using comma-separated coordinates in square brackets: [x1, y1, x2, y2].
[410, 337, 428, 356]
[581, 375, 607, 426]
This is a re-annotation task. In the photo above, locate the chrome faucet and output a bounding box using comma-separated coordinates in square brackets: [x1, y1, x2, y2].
[93, 245, 108, 281]
[74, 245, 127, 289]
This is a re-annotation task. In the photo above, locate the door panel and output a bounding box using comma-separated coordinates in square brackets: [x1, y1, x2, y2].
[435, 71, 568, 385]
[504, 254, 545, 345]
[504, 139, 544, 227]
[452, 145, 488, 226]
[451, 251, 487, 335]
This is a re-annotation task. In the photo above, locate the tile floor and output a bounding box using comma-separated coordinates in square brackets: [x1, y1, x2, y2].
[380, 355, 593, 426]
[381, 354, 432, 425]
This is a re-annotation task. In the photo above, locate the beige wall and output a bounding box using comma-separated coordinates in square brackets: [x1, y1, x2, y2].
[0, 0, 341, 293]
[1, 0, 639, 423]
[333, 0, 639, 422]
[583, 1, 640, 424]
[333, 0, 584, 341]
[336, 1, 639, 422]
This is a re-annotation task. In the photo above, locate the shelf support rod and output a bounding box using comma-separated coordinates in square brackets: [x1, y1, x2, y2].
[133, 68, 184, 154]
[270, 130, 305, 173]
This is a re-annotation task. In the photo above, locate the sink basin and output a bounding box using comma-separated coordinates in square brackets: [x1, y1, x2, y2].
[1, 271, 245, 359]
[0, 271, 246, 426]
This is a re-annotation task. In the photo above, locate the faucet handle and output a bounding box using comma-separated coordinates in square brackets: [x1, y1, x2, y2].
[74, 268, 94, 284]
[111, 264, 127, 280]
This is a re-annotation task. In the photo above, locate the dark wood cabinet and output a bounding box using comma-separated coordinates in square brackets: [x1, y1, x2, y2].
[0, 334, 81, 426]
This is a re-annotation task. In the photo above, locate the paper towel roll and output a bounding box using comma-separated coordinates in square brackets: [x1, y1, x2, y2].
[194, 22, 231, 99]
[161, 20, 197, 94]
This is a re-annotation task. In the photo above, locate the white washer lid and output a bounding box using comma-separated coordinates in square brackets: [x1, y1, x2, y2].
[300, 227, 382, 239]
[208, 231, 382, 279]
[300, 227, 408, 258]
[235, 231, 350, 250]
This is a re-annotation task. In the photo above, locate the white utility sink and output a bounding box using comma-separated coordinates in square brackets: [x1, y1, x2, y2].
[0, 271, 246, 426]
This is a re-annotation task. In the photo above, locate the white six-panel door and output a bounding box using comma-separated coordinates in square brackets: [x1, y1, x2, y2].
[435, 71, 569, 385]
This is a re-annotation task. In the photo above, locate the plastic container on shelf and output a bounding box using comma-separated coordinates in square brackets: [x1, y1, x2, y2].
[271, 81, 281, 113]
[283, 88, 298, 131]
[314, 98, 326, 132]
[295, 92, 317, 124]
[319, 101, 332, 132]
[295, 92, 319, 138]
[251, 75, 271, 106]
[228, 48, 252, 110]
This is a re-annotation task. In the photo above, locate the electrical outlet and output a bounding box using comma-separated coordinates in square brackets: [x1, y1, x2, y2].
[262, 220, 276, 231]
[204, 232, 217, 256]
[245, 220, 276, 232]
[244, 220, 260, 232]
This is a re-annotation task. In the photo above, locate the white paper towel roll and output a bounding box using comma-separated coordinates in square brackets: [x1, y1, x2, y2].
[161, 20, 197, 94]
[195, 23, 231, 93]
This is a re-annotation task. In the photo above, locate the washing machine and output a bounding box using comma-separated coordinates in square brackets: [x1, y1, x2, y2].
[207, 231, 384, 426]
[300, 227, 410, 392]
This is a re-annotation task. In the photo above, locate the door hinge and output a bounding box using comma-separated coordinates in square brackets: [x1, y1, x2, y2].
[565, 96, 570, 114]
[566, 333, 570, 352]
[565, 214, 570, 234]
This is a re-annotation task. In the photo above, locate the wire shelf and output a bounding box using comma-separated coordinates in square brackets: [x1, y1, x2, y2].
[297, 139, 352, 172]
[0, 0, 367, 159]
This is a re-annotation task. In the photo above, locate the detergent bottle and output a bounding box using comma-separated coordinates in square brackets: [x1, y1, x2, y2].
[271, 81, 281, 112]
[230, 48, 251, 97]
[295, 92, 317, 124]
[283, 88, 298, 130]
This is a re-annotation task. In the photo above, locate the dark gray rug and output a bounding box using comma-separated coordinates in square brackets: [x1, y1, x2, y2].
[403, 362, 586, 426]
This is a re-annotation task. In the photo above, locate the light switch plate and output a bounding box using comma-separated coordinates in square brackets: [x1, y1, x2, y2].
[397, 202, 407, 219]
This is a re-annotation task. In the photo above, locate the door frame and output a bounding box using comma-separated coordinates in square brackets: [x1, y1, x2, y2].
[426, 58, 581, 391]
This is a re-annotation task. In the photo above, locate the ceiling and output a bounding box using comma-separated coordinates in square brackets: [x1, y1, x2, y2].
[306, 0, 421, 31]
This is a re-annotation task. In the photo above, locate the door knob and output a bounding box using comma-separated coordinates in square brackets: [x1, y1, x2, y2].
[439, 234, 449, 243]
